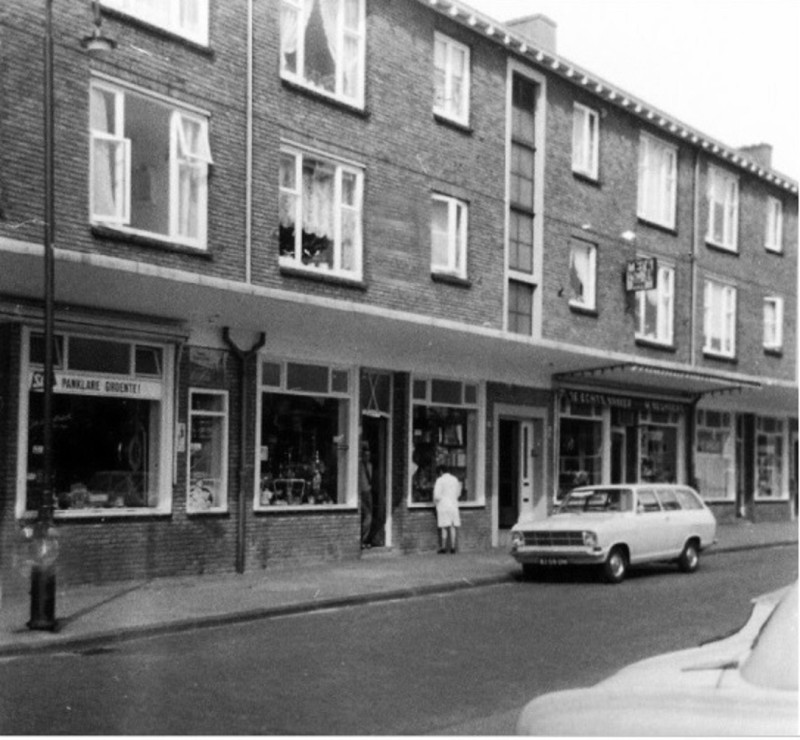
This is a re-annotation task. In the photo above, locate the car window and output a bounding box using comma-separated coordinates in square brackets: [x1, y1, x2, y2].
[656, 488, 681, 511]
[675, 487, 704, 510]
[636, 489, 661, 513]
[559, 489, 633, 513]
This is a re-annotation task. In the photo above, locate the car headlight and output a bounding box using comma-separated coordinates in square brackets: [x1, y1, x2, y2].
[582, 531, 598, 548]
[511, 531, 525, 548]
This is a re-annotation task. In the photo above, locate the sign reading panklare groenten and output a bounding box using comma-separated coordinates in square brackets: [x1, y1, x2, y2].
[29, 371, 163, 399]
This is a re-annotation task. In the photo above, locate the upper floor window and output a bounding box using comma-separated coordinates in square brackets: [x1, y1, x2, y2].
[765, 196, 784, 253]
[703, 279, 737, 358]
[763, 296, 784, 352]
[431, 194, 468, 278]
[102, 0, 209, 45]
[572, 103, 599, 180]
[568, 238, 596, 311]
[706, 165, 739, 251]
[637, 133, 677, 229]
[89, 79, 213, 249]
[635, 261, 674, 345]
[433, 32, 470, 126]
[280, 0, 365, 108]
[279, 146, 363, 280]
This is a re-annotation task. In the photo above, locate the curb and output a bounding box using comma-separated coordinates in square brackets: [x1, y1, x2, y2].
[0, 540, 794, 659]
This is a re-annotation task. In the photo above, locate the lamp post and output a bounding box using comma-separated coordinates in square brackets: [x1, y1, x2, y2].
[28, 0, 115, 632]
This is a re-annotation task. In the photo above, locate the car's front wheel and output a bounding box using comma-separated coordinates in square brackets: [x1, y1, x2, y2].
[603, 546, 627, 584]
[678, 540, 700, 573]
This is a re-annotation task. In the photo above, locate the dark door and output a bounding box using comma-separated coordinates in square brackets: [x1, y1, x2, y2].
[362, 415, 387, 547]
[498, 419, 519, 528]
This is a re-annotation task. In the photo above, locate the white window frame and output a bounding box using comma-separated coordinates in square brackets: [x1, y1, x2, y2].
[430, 194, 468, 278]
[706, 165, 739, 252]
[187, 389, 229, 514]
[703, 278, 737, 358]
[433, 32, 471, 126]
[765, 196, 784, 253]
[279, 145, 364, 280]
[89, 79, 212, 249]
[763, 296, 784, 351]
[101, 0, 209, 46]
[637, 133, 677, 229]
[279, 0, 366, 108]
[695, 409, 735, 502]
[635, 261, 674, 345]
[755, 416, 787, 501]
[572, 103, 599, 180]
[568, 238, 597, 310]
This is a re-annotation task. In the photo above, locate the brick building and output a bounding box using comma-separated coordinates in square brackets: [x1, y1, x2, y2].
[0, 0, 796, 591]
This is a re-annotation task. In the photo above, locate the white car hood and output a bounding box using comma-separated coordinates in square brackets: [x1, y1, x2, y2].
[515, 512, 622, 531]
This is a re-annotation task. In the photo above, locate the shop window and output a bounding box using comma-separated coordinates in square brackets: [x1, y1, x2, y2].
[703, 279, 737, 358]
[695, 409, 734, 501]
[280, 0, 365, 107]
[101, 0, 209, 45]
[635, 261, 674, 345]
[756, 416, 784, 500]
[279, 147, 363, 279]
[706, 165, 739, 252]
[640, 424, 677, 483]
[90, 79, 212, 249]
[24, 332, 170, 514]
[637, 132, 677, 229]
[258, 360, 351, 508]
[411, 377, 479, 504]
[558, 416, 602, 498]
[187, 390, 228, 512]
[433, 32, 470, 125]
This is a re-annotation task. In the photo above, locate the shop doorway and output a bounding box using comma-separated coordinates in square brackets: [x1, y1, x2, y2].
[497, 412, 544, 542]
[361, 414, 388, 548]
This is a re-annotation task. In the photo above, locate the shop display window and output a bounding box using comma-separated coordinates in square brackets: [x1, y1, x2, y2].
[24, 332, 169, 514]
[258, 360, 351, 508]
[639, 424, 678, 483]
[187, 390, 229, 512]
[558, 417, 602, 498]
[756, 416, 784, 499]
[411, 378, 478, 504]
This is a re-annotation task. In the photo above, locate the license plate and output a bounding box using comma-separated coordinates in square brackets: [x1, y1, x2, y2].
[538, 557, 568, 566]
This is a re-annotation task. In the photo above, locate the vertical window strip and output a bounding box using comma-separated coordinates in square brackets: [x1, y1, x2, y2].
[766, 197, 783, 251]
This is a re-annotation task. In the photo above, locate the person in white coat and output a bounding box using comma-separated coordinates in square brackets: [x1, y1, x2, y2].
[433, 465, 461, 554]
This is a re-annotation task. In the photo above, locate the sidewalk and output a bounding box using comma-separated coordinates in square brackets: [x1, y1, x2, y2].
[0, 520, 796, 657]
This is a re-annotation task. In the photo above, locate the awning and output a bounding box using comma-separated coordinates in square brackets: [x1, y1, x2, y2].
[553, 362, 763, 400]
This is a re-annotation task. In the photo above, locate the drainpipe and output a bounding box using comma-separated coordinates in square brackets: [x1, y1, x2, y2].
[244, 0, 253, 283]
[690, 147, 701, 365]
[223, 328, 266, 574]
[686, 394, 701, 488]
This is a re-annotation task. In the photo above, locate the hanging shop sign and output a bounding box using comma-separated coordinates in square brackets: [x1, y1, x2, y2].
[29, 371, 162, 400]
[625, 257, 657, 291]
[566, 389, 683, 414]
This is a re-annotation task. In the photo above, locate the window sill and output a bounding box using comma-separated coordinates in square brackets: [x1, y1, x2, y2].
[279, 263, 366, 290]
[636, 216, 677, 236]
[702, 350, 737, 364]
[280, 77, 369, 119]
[408, 502, 485, 509]
[572, 170, 600, 187]
[51, 508, 172, 520]
[705, 239, 739, 256]
[568, 302, 598, 317]
[91, 225, 213, 258]
[634, 337, 676, 352]
[433, 113, 473, 135]
[764, 346, 784, 358]
[764, 246, 784, 256]
[254, 504, 356, 514]
[101, 7, 213, 56]
[431, 271, 471, 288]
[187, 508, 229, 516]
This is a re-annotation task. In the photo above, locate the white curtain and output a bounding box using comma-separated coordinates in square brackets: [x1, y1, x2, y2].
[317, 0, 339, 60]
[302, 159, 335, 239]
[281, 2, 299, 71]
[90, 88, 118, 220]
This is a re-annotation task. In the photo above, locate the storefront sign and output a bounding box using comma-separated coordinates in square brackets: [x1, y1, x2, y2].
[625, 257, 657, 291]
[30, 371, 162, 400]
[566, 389, 683, 414]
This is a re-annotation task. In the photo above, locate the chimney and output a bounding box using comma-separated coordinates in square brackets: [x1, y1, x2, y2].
[505, 14, 557, 55]
[738, 143, 773, 169]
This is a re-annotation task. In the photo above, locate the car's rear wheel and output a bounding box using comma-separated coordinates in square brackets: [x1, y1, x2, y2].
[603, 546, 627, 584]
[678, 540, 700, 573]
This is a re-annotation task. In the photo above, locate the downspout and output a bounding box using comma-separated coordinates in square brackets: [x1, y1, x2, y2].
[223, 328, 266, 574]
[690, 147, 701, 365]
[244, 0, 253, 283]
[686, 394, 701, 488]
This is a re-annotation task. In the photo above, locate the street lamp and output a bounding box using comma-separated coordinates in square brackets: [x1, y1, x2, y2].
[28, 0, 115, 631]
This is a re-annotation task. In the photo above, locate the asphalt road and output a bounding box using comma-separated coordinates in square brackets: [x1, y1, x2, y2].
[0, 546, 795, 735]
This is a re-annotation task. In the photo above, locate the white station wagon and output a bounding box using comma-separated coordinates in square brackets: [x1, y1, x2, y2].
[510, 484, 717, 583]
